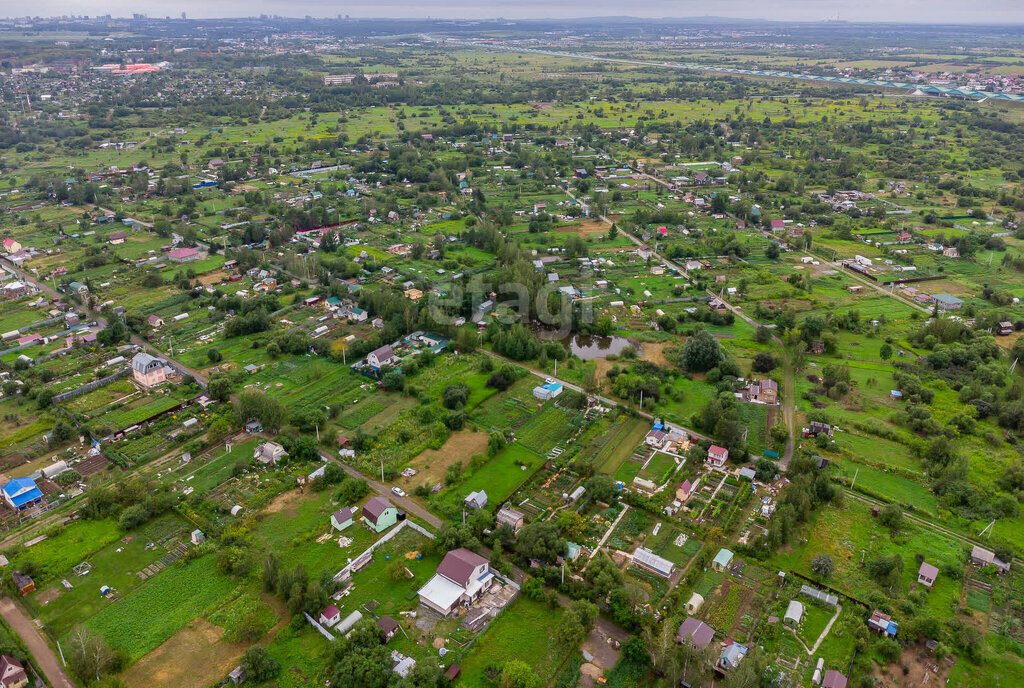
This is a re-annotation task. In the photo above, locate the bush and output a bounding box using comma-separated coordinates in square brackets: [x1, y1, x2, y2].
[240, 646, 280, 682]
[117, 504, 150, 531]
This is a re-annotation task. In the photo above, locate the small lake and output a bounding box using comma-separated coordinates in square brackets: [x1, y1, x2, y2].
[562, 334, 638, 361]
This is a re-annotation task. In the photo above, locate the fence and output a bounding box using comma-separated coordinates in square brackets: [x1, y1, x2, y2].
[53, 368, 130, 403]
[303, 612, 337, 641]
[332, 519, 436, 582]
[108, 392, 205, 439]
[166, 359, 207, 389]
[787, 570, 869, 609]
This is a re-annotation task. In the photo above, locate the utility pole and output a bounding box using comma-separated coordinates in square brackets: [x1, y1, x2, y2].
[850, 468, 859, 490]
[380, 460, 384, 483]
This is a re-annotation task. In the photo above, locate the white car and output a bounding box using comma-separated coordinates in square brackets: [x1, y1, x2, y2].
[545, 377, 556, 385]
[391, 487, 406, 497]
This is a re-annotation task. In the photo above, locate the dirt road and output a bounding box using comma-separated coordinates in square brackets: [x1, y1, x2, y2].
[0, 597, 75, 688]
[321, 452, 443, 528]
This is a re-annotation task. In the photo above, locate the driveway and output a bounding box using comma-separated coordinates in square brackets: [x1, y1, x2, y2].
[321, 452, 443, 528]
[0, 597, 75, 688]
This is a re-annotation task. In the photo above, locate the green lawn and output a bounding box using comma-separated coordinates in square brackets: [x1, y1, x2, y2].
[37, 515, 189, 636]
[14, 518, 123, 587]
[456, 597, 567, 688]
[435, 443, 545, 512]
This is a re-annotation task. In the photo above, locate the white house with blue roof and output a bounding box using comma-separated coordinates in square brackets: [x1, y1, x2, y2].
[532, 382, 563, 401]
[2, 477, 43, 511]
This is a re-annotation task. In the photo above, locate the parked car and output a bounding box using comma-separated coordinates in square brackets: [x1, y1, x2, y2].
[391, 486, 406, 497]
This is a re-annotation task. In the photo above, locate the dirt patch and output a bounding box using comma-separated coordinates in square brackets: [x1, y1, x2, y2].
[871, 645, 954, 688]
[123, 595, 288, 688]
[638, 341, 672, 367]
[556, 220, 610, 236]
[403, 430, 489, 487]
[0, 454, 27, 471]
[121, 618, 239, 688]
[35, 587, 62, 606]
[998, 329, 1024, 351]
[197, 270, 227, 285]
[581, 626, 621, 670]
[263, 488, 306, 516]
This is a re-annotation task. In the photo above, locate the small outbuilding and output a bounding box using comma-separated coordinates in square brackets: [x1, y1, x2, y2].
[685, 592, 705, 615]
[331, 507, 354, 531]
[784, 600, 805, 626]
[712, 548, 734, 572]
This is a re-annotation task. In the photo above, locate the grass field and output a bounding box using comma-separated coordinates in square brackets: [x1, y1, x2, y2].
[456, 596, 567, 688]
[86, 554, 239, 661]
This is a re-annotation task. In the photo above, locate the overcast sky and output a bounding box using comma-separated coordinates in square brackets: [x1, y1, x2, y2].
[10, 0, 1024, 23]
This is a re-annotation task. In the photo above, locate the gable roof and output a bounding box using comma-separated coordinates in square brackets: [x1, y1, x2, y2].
[0, 655, 25, 686]
[822, 670, 848, 688]
[436, 548, 487, 587]
[677, 617, 715, 648]
[131, 352, 163, 373]
[713, 548, 734, 567]
[918, 561, 939, 579]
[362, 496, 394, 525]
[332, 507, 353, 523]
[369, 344, 394, 361]
[1, 478, 42, 507]
[377, 615, 399, 636]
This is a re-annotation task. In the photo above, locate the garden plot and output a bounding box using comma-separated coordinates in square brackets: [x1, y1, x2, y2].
[330, 529, 442, 658]
[32, 514, 191, 636]
[516, 404, 583, 455]
[84, 554, 240, 662]
[159, 439, 260, 496]
[456, 597, 568, 688]
[400, 429, 490, 491]
[250, 488, 387, 575]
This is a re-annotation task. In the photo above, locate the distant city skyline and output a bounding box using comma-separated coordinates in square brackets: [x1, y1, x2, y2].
[5, 1, 1024, 24]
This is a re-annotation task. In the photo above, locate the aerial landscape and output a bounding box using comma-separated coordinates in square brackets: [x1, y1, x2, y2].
[1, 7, 1024, 688]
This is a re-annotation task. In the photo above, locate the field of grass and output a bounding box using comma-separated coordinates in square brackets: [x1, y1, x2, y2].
[456, 597, 567, 688]
[86, 554, 239, 661]
[14, 518, 123, 586]
[38, 515, 189, 635]
[436, 443, 546, 512]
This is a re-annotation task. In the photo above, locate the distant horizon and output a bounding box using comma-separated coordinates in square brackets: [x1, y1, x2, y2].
[5, 14, 1024, 27]
[3, 1, 1024, 26]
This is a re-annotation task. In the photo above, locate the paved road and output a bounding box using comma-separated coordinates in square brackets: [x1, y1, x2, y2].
[0, 598, 75, 688]
[1, 258, 207, 385]
[321, 452, 443, 528]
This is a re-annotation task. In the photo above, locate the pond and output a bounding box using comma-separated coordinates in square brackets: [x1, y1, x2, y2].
[561, 334, 638, 360]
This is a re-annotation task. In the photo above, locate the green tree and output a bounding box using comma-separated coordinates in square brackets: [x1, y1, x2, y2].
[234, 388, 286, 432]
[584, 474, 618, 503]
[516, 521, 566, 564]
[681, 328, 723, 372]
[555, 600, 598, 649]
[500, 659, 543, 688]
[241, 646, 280, 682]
[810, 553, 835, 580]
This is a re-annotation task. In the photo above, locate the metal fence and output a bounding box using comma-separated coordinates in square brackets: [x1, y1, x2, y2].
[53, 368, 130, 403]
